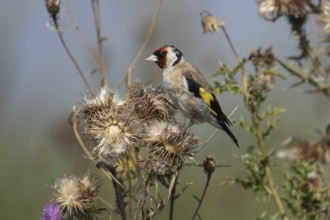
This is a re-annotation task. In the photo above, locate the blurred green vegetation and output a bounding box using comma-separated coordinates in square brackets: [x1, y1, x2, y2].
[1, 0, 330, 219]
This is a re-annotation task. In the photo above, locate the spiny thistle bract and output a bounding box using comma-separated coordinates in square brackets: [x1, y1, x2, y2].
[320, 0, 330, 39]
[52, 174, 101, 219]
[126, 81, 176, 123]
[144, 122, 199, 176]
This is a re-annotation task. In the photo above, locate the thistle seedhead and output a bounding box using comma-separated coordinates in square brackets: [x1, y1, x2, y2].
[126, 82, 176, 123]
[248, 47, 276, 69]
[200, 11, 224, 34]
[257, 0, 311, 20]
[320, 0, 330, 37]
[76, 88, 139, 166]
[278, 136, 311, 161]
[278, 126, 330, 165]
[144, 122, 199, 176]
[246, 73, 275, 108]
[249, 74, 275, 94]
[52, 174, 101, 219]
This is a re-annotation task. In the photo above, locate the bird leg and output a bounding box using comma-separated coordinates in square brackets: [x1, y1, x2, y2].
[184, 120, 195, 132]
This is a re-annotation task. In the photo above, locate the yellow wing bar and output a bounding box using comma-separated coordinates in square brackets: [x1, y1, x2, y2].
[199, 87, 218, 117]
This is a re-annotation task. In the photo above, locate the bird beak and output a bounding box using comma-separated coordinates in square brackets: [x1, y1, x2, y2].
[144, 55, 158, 62]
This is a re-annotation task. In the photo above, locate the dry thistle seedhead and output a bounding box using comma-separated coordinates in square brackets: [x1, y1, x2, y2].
[52, 174, 101, 218]
[306, 169, 323, 189]
[144, 122, 199, 176]
[319, 0, 330, 36]
[203, 155, 216, 176]
[278, 126, 330, 164]
[126, 82, 176, 123]
[312, 126, 329, 164]
[277, 136, 311, 161]
[200, 11, 224, 34]
[257, 0, 311, 20]
[248, 47, 276, 69]
[247, 73, 275, 108]
[76, 88, 139, 166]
[45, 0, 60, 17]
[249, 74, 275, 94]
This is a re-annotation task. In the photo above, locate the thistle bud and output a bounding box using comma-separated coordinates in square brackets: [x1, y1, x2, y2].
[203, 155, 216, 176]
[45, 0, 60, 17]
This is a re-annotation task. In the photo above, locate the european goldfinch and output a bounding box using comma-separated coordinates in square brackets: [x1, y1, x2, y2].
[145, 45, 239, 148]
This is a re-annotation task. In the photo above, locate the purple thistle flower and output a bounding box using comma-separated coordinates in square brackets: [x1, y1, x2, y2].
[42, 203, 62, 220]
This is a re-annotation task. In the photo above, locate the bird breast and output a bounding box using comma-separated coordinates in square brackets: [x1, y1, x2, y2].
[162, 68, 208, 123]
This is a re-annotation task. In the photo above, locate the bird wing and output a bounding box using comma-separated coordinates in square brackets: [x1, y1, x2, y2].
[183, 71, 232, 126]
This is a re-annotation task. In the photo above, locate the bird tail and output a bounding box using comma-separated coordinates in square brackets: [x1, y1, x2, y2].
[219, 122, 239, 148]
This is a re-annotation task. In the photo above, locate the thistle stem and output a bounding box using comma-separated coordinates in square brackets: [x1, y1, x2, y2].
[250, 106, 288, 220]
[221, 26, 248, 99]
[52, 18, 93, 96]
[91, 0, 108, 87]
[191, 172, 212, 220]
[169, 174, 178, 220]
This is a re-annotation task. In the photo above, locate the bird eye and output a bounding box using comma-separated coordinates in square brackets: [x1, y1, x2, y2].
[161, 50, 167, 55]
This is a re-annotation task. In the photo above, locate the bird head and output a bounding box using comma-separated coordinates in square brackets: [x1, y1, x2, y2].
[145, 45, 184, 69]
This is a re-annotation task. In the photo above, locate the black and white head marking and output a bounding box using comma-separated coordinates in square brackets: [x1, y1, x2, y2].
[145, 45, 184, 69]
[170, 46, 183, 66]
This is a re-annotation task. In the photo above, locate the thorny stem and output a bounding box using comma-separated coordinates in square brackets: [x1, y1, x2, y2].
[169, 173, 178, 220]
[115, 0, 164, 90]
[134, 174, 153, 220]
[190, 172, 212, 220]
[221, 26, 248, 99]
[136, 166, 183, 220]
[52, 17, 93, 96]
[291, 22, 327, 78]
[250, 104, 288, 220]
[151, 167, 182, 219]
[276, 58, 330, 101]
[121, 154, 138, 220]
[91, 0, 108, 88]
[124, 157, 133, 220]
[107, 165, 127, 220]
